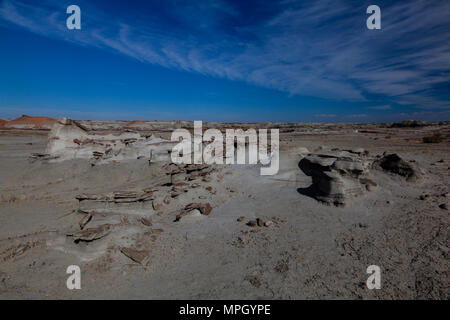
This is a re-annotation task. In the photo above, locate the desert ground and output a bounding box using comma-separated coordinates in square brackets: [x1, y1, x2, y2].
[0, 117, 448, 299]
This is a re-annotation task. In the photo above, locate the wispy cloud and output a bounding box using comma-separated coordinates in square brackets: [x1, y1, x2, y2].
[367, 105, 391, 110]
[1, 0, 449, 110]
[315, 114, 337, 118]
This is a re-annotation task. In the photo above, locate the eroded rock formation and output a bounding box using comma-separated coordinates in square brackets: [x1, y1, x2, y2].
[44, 117, 176, 163]
[299, 152, 370, 206]
[372, 153, 422, 181]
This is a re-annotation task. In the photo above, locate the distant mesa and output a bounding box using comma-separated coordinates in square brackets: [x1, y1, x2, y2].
[0, 115, 57, 130]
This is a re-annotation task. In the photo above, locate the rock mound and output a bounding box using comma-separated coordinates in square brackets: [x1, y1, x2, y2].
[298, 153, 370, 206]
[390, 120, 430, 128]
[373, 153, 421, 181]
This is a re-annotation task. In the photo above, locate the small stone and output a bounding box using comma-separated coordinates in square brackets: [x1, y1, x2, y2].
[200, 203, 213, 215]
[358, 223, 368, 228]
[171, 187, 187, 197]
[163, 196, 171, 205]
[171, 191, 181, 198]
[271, 216, 282, 224]
[70, 224, 112, 242]
[419, 194, 430, 200]
[184, 203, 213, 215]
[185, 164, 209, 173]
[120, 248, 150, 265]
[264, 220, 274, 227]
[78, 212, 93, 230]
[175, 209, 202, 222]
[256, 218, 265, 227]
[246, 220, 257, 227]
[205, 186, 216, 194]
[140, 218, 152, 226]
[237, 216, 246, 222]
[187, 173, 200, 181]
[349, 148, 365, 155]
[152, 200, 163, 211]
[438, 203, 449, 210]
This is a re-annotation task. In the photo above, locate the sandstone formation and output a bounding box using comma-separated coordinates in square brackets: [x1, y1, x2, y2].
[45, 117, 176, 163]
[373, 153, 422, 181]
[298, 150, 370, 206]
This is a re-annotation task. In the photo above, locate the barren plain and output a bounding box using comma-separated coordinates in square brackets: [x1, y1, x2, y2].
[0, 117, 448, 299]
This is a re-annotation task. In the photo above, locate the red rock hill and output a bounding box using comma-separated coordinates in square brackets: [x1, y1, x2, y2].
[1, 115, 57, 129]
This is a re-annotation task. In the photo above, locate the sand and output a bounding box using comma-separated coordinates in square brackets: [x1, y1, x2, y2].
[0, 121, 448, 299]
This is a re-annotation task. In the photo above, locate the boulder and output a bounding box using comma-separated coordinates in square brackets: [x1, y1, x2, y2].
[373, 153, 421, 181]
[185, 203, 213, 215]
[298, 153, 369, 206]
[175, 209, 202, 222]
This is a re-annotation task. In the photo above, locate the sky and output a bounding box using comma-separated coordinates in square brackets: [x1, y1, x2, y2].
[0, 0, 449, 122]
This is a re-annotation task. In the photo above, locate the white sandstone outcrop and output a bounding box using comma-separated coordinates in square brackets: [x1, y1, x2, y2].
[45, 117, 176, 163]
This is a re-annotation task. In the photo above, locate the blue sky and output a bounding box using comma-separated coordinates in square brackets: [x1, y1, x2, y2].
[0, 0, 449, 122]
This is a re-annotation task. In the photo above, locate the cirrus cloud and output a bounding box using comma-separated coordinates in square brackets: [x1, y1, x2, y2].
[0, 0, 449, 111]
